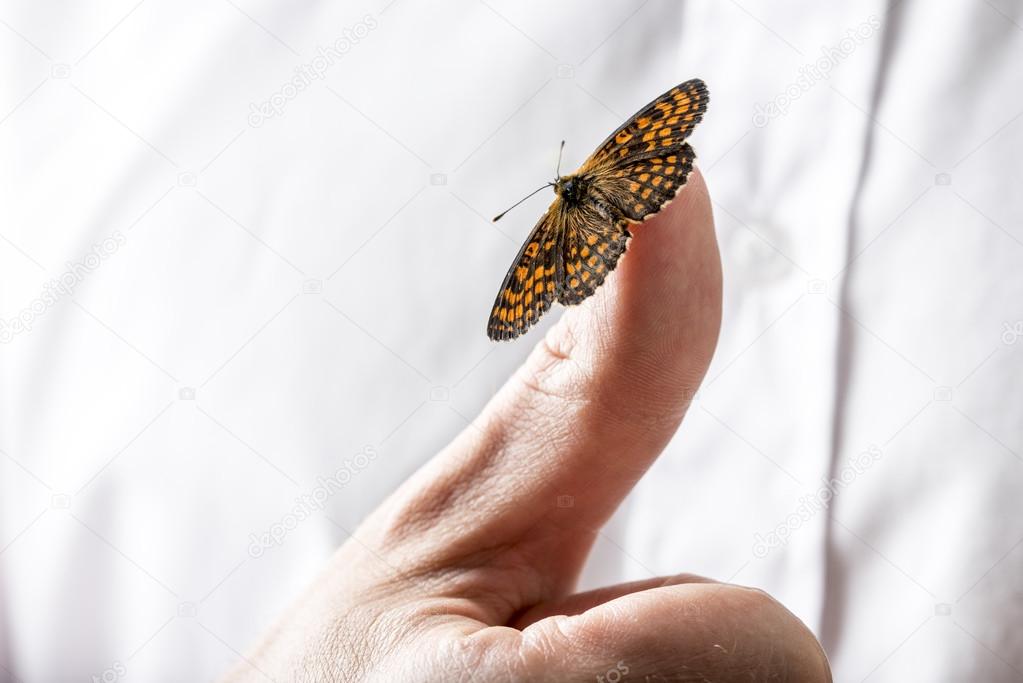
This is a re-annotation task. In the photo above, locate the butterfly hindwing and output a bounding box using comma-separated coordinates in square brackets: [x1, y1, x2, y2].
[600, 143, 697, 222]
[486, 210, 562, 341]
[557, 203, 629, 305]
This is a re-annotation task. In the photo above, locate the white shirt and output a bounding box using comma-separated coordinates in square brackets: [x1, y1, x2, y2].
[2, 1, 1021, 681]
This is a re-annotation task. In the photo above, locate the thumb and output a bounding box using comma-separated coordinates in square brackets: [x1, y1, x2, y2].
[517, 165, 721, 519]
[372, 168, 720, 592]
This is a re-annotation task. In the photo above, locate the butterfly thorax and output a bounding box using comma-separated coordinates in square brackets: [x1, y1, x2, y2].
[554, 174, 590, 207]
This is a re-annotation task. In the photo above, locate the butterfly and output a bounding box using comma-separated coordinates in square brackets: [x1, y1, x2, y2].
[486, 78, 709, 341]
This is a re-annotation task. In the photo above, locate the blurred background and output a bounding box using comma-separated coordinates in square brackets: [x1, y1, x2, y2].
[1, 1, 1021, 681]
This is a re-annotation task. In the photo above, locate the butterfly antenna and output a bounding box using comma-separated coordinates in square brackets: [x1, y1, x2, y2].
[492, 183, 554, 222]
[555, 140, 565, 179]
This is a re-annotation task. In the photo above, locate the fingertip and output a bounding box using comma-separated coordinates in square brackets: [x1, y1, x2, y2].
[556, 164, 721, 397]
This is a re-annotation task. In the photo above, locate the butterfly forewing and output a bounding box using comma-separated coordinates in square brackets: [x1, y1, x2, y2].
[583, 78, 708, 171]
[487, 210, 562, 341]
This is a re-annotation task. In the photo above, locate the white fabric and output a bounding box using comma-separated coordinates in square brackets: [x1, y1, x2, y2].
[2, 1, 1021, 681]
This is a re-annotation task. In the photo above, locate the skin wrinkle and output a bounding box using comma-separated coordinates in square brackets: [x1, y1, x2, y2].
[376, 467, 586, 617]
[310, 605, 387, 681]
[373, 495, 593, 635]
[510, 329, 594, 425]
[515, 618, 568, 673]
[380, 437, 581, 580]
[442, 633, 491, 683]
[539, 320, 578, 362]
[363, 603, 466, 674]
[416, 560, 545, 624]
[372, 433, 514, 549]
[517, 339, 691, 464]
[520, 616, 597, 679]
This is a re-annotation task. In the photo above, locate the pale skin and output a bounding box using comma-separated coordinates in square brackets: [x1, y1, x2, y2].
[224, 169, 832, 682]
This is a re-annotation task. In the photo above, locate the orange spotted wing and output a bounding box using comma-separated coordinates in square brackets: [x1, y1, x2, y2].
[487, 78, 708, 341]
[487, 211, 562, 341]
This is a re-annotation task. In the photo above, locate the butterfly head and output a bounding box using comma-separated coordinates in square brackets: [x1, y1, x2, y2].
[553, 174, 588, 206]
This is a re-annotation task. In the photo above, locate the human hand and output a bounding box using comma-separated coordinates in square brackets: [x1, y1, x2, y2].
[224, 169, 831, 682]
